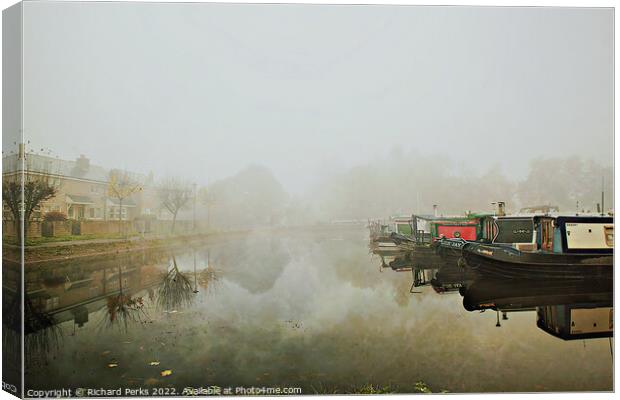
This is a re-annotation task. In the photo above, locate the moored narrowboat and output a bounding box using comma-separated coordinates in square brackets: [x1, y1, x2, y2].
[369, 216, 413, 245]
[461, 215, 614, 279]
[393, 213, 487, 268]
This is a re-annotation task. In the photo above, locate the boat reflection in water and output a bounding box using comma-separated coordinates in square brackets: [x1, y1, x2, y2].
[372, 247, 613, 342]
[460, 277, 613, 341]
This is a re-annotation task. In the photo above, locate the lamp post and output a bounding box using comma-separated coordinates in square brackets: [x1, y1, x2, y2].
[192, 183, 197, 232]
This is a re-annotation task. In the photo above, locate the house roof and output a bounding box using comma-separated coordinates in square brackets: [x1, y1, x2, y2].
[66, 194, 95, 205]
[107, 197, 137, 207]
[2, 153, 148, 184]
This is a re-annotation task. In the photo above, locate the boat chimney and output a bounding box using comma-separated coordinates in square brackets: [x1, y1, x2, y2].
[601, 176, 605, 216]
[433, 204, 438, 217]
[497, 201, 506, 217]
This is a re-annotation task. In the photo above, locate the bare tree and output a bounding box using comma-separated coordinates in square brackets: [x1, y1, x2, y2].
[158, 178, 191, 234]
[107, 170, 142, 235]
[3, 172, 57, 243]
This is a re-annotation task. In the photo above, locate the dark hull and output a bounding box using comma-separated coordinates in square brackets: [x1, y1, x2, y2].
[433, 238, 471, 268]
[461, 243, 613, 280]
[387, 249, 445, 270]
[409, 246, 446, 269]
[431, 263, 479, 293]
[461, 277, 613, 312]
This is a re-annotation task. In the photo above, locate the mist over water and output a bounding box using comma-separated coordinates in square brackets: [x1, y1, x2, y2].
[20, 229, 612, 393]
[4, 3, 614, 395]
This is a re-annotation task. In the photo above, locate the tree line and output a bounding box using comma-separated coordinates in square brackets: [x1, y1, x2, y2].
[3, 153, 613, 243]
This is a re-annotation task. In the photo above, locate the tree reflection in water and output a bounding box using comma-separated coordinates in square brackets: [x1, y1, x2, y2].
[3, 291, 63, 367]
[157, 255, 195, 311]
[196, 251, 222, 296]
[99, 262, 148, 332]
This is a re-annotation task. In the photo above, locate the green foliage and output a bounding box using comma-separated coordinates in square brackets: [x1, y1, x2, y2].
[43, 211, 67, 221]
[353, 384, 397, 394]
[414, 381, 433, 393]
[4, 233, 126, 246]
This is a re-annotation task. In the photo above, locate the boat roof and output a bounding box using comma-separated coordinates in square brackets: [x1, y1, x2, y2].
[390, 215, 413, 222]
[507, 212, 613, 220]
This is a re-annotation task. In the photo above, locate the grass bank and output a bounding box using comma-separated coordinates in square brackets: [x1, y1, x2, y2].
[4, 230, 249, 265]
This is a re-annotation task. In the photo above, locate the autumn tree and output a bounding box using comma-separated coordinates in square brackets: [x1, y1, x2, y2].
[108, 170, 142, 235]
[157, 178, 192, 234]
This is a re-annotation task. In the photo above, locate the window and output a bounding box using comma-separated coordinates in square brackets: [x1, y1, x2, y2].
[44, 297, 60, 311]
[605, 226, 613, 247]
[90, 208, 95, 218]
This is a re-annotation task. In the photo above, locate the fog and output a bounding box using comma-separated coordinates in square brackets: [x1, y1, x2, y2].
[14, 3, 614, 221]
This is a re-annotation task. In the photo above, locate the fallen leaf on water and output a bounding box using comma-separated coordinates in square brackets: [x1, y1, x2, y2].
[101, 351, 111, 356]
[149, 361, 160, 366]
[160, 370, 173, 377]
[107, 363, 118, 368]
[144, 378, 159, 385]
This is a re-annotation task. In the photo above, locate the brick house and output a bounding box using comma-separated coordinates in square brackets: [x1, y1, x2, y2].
[2, 146, 159, 223]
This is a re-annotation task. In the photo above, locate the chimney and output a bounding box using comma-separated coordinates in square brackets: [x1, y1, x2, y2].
[497, 201, 506, 217]
[76, 154, 90, 171]
[433, 204, 438, 217]
[18, 143, 25, 159]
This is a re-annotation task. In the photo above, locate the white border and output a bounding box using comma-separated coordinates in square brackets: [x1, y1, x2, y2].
[0, 1, 616, 400]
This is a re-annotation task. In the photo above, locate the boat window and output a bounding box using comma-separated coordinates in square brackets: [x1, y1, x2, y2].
[483, 219, 494, 241]
[605, 226, 613, 247]
[493, 218, 534, 244]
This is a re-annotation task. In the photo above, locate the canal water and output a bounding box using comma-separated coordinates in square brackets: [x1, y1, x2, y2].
[13, 228, 613, 393]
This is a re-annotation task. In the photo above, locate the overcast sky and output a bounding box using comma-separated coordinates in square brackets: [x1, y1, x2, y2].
[17, 3, 613, 193]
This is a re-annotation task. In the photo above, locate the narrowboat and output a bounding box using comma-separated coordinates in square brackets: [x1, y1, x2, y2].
[371, 246, 409, 269]
[460, 215, 614, 279]
[368, 216, 413, 245]
[431, 213, 495, 263]
[390, 213, 485, 268]
[435, 214, 540, 264]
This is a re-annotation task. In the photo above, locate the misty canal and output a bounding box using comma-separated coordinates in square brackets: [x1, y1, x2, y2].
[14, 227, 612, 394]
